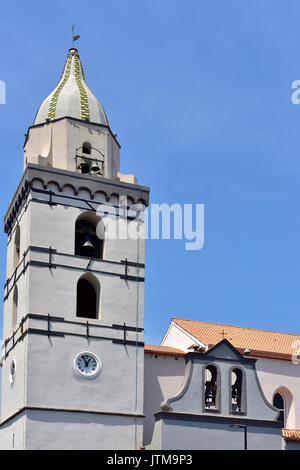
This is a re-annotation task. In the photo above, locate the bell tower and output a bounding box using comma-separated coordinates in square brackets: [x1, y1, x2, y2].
[0, 48, 149, 450]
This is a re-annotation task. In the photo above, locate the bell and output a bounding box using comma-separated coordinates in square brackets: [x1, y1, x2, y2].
[232, 388, 238, 402]
[91, 163, 101, 175]
[205, 381, 215, 404]
[83, 239, 94, 249]
[81, 235, 95, 255]
[79, 162, 90, 174]
[205, 392, 214, 404]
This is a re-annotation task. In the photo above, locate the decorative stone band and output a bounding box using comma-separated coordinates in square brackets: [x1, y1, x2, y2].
[73, 52, 90, 120]
[1, 313, 144, 368]
[4, 245, 146, 305]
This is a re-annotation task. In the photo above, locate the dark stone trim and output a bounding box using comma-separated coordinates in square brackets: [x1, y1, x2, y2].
[0, 406, 144, 428]
[3, 256, 145, 300]
[112, 338, 144, 347]
[2, 314, 144, 361]
[27, 313, 144, 333]
[120, 274, 144, 282]
[30, 246, 58, 254]
[4, 245, 144, 288]
[3, 330, 28, 359]
[4, 261, 30, 301]
[120, 259, 145, 269]
[29, 260, 145, 282]
[112, 323, 143, 333]
[28, 328, 65, 338]
[202, 408, 221, 414]
[24, 116, 121, 149]
[154, 411, 283, 429]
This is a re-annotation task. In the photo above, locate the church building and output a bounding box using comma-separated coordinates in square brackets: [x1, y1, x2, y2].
[0, 48, 300, 450]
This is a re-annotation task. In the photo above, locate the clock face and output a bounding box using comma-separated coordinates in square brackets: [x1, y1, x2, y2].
[74, 352, 102, 379]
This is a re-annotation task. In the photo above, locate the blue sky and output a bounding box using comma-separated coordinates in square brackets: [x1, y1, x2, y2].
[1, 0, 300, 345]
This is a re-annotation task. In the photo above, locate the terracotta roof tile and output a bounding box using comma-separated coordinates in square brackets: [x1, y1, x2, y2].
[282, 429, 300, 441]
[172, 318, 300, 360]
[144, 344, 186, 357]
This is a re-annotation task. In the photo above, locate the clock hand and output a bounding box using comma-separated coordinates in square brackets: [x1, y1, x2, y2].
[83, 356, 89, 367]
[83, 356, 91, 368]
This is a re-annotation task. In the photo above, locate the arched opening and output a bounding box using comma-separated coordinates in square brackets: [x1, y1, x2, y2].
[272, 387, 294, 428]
[204, 365, 218, 410]
[13, 225, 20, 272]
[75, 212, 104, 259]
[273, 392, 285, 424]
[12, 286, 18, 330]
[82, 142, 91, 155]
[76, 274, 100, 319]
[231, 368, 244, 412]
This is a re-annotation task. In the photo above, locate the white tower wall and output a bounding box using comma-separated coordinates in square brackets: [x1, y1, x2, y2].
[0, 48, 150, 449]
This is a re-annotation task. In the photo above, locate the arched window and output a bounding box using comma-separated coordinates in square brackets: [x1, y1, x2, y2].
[13, 225, 20, 272]
[82, 142, 91, 155]
[76, 274, 100, 319]
[12, 286, 18, 330]
[204, 365, 218, 410]
[75, 212, 104, 259]
[273, 392, 284, 424]
[231, 368, 244, 412]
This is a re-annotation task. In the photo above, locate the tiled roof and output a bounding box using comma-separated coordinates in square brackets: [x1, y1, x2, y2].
[144, 344, 186, 357]
[172, 318, 300, 361]
[282, 429, 300, 442]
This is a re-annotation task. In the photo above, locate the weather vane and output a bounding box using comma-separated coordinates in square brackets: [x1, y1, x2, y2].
[72, 25, 80, 47]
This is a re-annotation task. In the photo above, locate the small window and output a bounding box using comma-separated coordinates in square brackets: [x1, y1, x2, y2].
[75, 212, 104, 259]
[82, 142, 91, 155]
[273, 392, 284, 424]
[76, 275, 100, 319]
[12, 286, 18, 330]
[13, 225, 20, 272]
[231, 368, 244, 412]
[204, 365, 218, 410]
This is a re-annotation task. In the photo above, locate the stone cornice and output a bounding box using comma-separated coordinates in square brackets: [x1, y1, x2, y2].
[4, 163, 150, 234]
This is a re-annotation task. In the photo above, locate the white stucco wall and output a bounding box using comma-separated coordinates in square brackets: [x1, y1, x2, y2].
[24, 119, 121, 180]
[161, 322, 205, 351]
[144, 353, 185, 446]
[256, 357, 300, 429]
